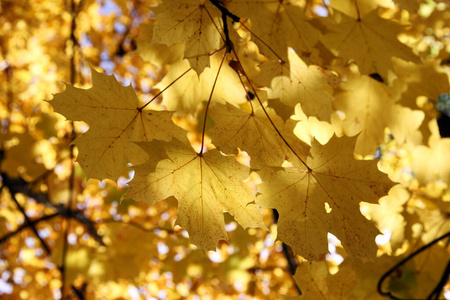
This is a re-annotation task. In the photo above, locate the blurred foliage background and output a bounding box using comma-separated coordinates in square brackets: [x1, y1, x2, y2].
[0, 0, 449, 299]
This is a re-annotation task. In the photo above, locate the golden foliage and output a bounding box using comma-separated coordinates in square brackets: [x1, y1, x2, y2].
[1, 0, 450, 299]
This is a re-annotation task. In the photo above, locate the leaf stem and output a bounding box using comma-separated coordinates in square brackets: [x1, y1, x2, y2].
[238, 22, 284, 63]
[138, 68, 192, 111]
[233, 61, 255, 114]
[228, 48, 311, 171]
[199, 50, 227, 155]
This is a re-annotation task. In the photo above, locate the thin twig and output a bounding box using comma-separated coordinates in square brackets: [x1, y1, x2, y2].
[228, 47, 310, 170]
[100, 218, 176, 235]
[139, 68, 192, 110]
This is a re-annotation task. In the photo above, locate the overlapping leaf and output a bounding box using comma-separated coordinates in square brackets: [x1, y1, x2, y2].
[226, 0, 320, 62]
[329, 0, 395, 18]
[364, 185, 411, 251]
[291, 103, 334, 146]
[154, 53, 247, 114]
[50, 67, 186, 180]
[331, 72, 424, 156]
[392, 58, 450, 108]
[293, 261, 355, 300]
[321, 9, 419, 78]
[269, 50, 337, 119]
[151, 0, 223, 73]
[257, 136, 394, 261]
[207, 102, 308, 168]
[124, 140, 267, 252]
[136, 23, 184, 68]
[268, 50, 337, 145]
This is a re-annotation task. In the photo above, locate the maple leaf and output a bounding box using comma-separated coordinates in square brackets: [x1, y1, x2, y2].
[364, 185, 410, 251]
[291, 103, 334, 146]
[257, 136, 394, 261]
[154, 53, 247, 114]
[207, 103, 308, 169]
[50, 67, 187, 180]
[389, 58, 450, 141]
[229, 19, 269, 79]
[136, 23, 184, 68]
[411, 138, 450, 188]
[293, 261, 330, 300]
[392, 58, 450, 108]
[226, 0, 319, 62]
[268, 49, 337, 121]
[329, 0, 396, 18]
[124, 140, 267, 252]
[394, 0, 421, 13]
[151, 0, 223, 74]
[331, 71, 424, 156]
[321, 9, 419, 78]
[292, 260, 358, 300]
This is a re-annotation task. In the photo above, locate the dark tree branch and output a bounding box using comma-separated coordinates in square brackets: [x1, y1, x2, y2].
[71, 282, 87, 300]
[1, 172, 52, 255]
[209, 0, 240, 22]
[428, 259, 450, 300]
[0, 213, 59, 245]
[272, 209, 302, 295]
[209, 0, 239, 53]
[377, 231, 450, 300]
[0, 172, 104, 246]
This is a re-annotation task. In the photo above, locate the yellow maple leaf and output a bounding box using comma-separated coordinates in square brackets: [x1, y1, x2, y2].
[155, 53, 247, 114]
[136, 23, 184, 68]
[331, 71, 424, 156]
[390, 58, 449, 141]
[329, 0, 395, 18]
[291, 103, 334, 146]
[321, 9, 419, 78]
[124, 140, 267, 252]
[257, 136, 394, 261]
[151, 0, 222, 74]
[292, 260, 364, 300]
[411, 137, 450, 188]
[293, 261, 329, 300]
[230, 19, 269, 79]
[226, 0, 320, 62]
[364, 185, 410, 251]
[207, 103, 308, 169]
[50, 67, 187, 180]
[269, 49, 337, 121]
[392, 58, 450, 109]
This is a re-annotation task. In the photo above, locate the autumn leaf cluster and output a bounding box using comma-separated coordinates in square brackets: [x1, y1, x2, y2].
[1, 0, 450, 299]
